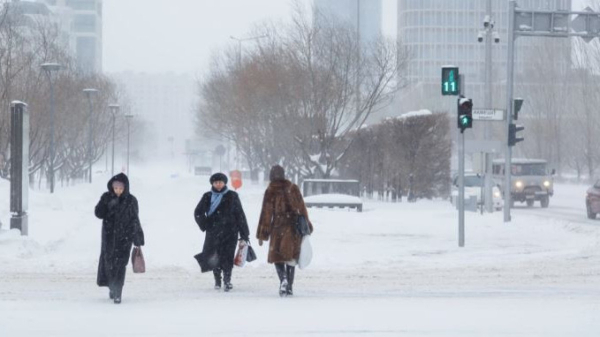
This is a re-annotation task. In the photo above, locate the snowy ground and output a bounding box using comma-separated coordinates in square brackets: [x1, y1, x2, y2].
[1, 163, 599, 336]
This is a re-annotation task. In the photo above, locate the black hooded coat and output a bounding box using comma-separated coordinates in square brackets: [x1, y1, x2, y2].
[94, 173, 145, 288]
[194, 189, 250, 272]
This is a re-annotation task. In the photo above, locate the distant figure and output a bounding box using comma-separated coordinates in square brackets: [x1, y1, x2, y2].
[257, 165, 313, 296]
[194, 173, 250, 291]
[94, 173, 145, 304]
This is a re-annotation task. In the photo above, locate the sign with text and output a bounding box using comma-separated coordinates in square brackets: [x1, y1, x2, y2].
[472, 109, 505, 121]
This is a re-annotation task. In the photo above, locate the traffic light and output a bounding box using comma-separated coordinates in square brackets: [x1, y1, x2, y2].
[442, 66, 460, 95]
[513, 98, 524, 120]
[508, 123, 524, 146]
[457, 97, 473, 133]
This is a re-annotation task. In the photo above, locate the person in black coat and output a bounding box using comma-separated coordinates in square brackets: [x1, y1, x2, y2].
[194, 173, 250, 292]
[94, 173, 144, 304]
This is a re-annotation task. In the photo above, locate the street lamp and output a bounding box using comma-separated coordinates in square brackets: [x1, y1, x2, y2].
[124, 114, 134, 176]
[108, 104, 120, 176]
[229, 34, 269, 67]
[83, 88, 98, 183]
[41, 62, 61, 193]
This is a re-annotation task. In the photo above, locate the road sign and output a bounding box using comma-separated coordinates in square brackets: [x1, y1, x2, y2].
[472, 109, 505, 121]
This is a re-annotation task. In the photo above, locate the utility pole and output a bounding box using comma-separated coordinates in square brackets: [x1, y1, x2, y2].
[83, 88, 98, 183]
[109, 104, 120, 177]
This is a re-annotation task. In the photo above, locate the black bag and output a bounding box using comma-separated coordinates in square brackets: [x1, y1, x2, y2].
[194, 252, 217, 273]
[282, 186, 310, 237]
[246, 245, 257, 262]
[295, 214, 310, 236]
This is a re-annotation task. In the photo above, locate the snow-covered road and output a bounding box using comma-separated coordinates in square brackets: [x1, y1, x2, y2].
[1, 164, 599, 336]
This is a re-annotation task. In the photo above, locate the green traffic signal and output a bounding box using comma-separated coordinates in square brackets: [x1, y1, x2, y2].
[457, 97, 473, 133]
[442, 67, 459, 96]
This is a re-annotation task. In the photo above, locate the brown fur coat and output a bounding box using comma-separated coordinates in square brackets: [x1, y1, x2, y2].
[256, 179, 313, 263]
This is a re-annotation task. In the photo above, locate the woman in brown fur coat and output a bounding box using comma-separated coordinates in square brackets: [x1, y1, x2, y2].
[257, 165, 313, 296]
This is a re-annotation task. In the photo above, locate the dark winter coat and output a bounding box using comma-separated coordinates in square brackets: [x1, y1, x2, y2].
[194, 189, 250, 272]
[94, 173, 145, 287]
[257, 180, 313, 263]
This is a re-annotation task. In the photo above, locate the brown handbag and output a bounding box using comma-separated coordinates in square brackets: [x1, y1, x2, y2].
[131, 246, 146, 273]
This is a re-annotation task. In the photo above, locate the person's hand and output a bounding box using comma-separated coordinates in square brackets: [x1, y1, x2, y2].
[258, 239, 263, 246]
[107, 198, 118, 208]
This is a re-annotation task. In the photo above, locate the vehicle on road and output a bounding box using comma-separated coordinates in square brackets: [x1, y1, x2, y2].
[586, 180, 600, 219]
[450, 173, 503, 211]
[492, 158, 554, 208]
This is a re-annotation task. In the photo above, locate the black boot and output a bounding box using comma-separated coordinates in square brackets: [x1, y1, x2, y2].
[113, 286, 122, 304]
[286, 265, 295, 296]
[213, 268, 222, 290]
[109, 289, 115, 299]
[223, 270, 233, 292]
[275, 263, 288, 297]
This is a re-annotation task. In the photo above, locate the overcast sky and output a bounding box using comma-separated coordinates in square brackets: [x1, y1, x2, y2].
[102, 0, 397, 75]
[103, 0, 588, 76]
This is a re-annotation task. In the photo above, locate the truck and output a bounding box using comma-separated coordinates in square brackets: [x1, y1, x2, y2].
[492, 158, 555, 208]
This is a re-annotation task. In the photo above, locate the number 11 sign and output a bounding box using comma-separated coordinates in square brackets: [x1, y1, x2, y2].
[442, 66, 460, 96]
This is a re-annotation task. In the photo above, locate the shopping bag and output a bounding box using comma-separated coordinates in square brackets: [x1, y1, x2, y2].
[234, 241, 248, 267]
[246, 245, 257, 262]
[298, 235, 313, 269]
[131, 246, 146, 273]
[295, 214, 310, 236]
[194, 251, 218, 273]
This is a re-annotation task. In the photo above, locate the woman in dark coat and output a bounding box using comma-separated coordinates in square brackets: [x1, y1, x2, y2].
[94, 173, 145, 304]
[194, 173, 250, 292]
[257, 165, 313, 296]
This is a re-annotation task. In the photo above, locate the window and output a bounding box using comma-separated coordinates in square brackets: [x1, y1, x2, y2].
[67, 0, 96, 10]
[73, 14, 96, 32]
[76, 37, 96, 73]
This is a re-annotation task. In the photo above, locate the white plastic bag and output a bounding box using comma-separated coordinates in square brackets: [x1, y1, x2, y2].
[298, 235, 313, 269]
[234, 241, 248, 267]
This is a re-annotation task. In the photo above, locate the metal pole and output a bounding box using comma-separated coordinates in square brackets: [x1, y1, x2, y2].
[111, 112, 115, 176]
[504, 1, 516, 223]
[459, 129, 465, 247]
[356, 0, 361, 118]
[85, 92, 95, 183]
[127, 119, 130, 176]
[49, 74, 56, 193]
[484, 0, 494, 213]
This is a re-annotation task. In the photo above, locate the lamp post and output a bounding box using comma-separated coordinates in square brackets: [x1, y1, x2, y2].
[41, 62, 61, 193]
[125, 114, 134, 176]
[83, 88, 98, 183]
[108, 104, 120, 176]
[477, 0, 500, 213]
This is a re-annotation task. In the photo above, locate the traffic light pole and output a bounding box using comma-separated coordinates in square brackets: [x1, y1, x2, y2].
[458, 126, 465, 247]
[504, 0, 516, 223]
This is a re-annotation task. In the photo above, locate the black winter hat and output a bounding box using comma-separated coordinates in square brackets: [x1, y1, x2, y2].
[210, 172, 228, 184]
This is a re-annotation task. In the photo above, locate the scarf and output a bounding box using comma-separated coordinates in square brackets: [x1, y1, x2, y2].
[208, 187, 229, 216]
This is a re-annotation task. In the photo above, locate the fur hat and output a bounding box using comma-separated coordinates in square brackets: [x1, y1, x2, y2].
[209, 172, 228, 184]
[269, 165, 285, 181]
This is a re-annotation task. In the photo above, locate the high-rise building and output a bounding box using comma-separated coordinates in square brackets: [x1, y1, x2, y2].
[314, 0, 382, 45]
[396, 0, 571, 113]
[36, 0, 103, 73]
[111, 72, 196, 158]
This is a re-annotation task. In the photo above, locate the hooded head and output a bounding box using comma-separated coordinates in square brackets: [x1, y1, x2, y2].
[269, 165, 285, 182]
[107, 173, 130, 196]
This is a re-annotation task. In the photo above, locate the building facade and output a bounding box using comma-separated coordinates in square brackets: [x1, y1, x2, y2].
[36, 0, 103, 73]
[314, 0, 382, 45]
[110, 71, 196, 159]
[396, 0, 571, 114]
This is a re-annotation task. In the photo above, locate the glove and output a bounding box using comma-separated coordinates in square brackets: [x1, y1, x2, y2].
[258, 239, 263, 246]
[107, 197, 119, 209]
